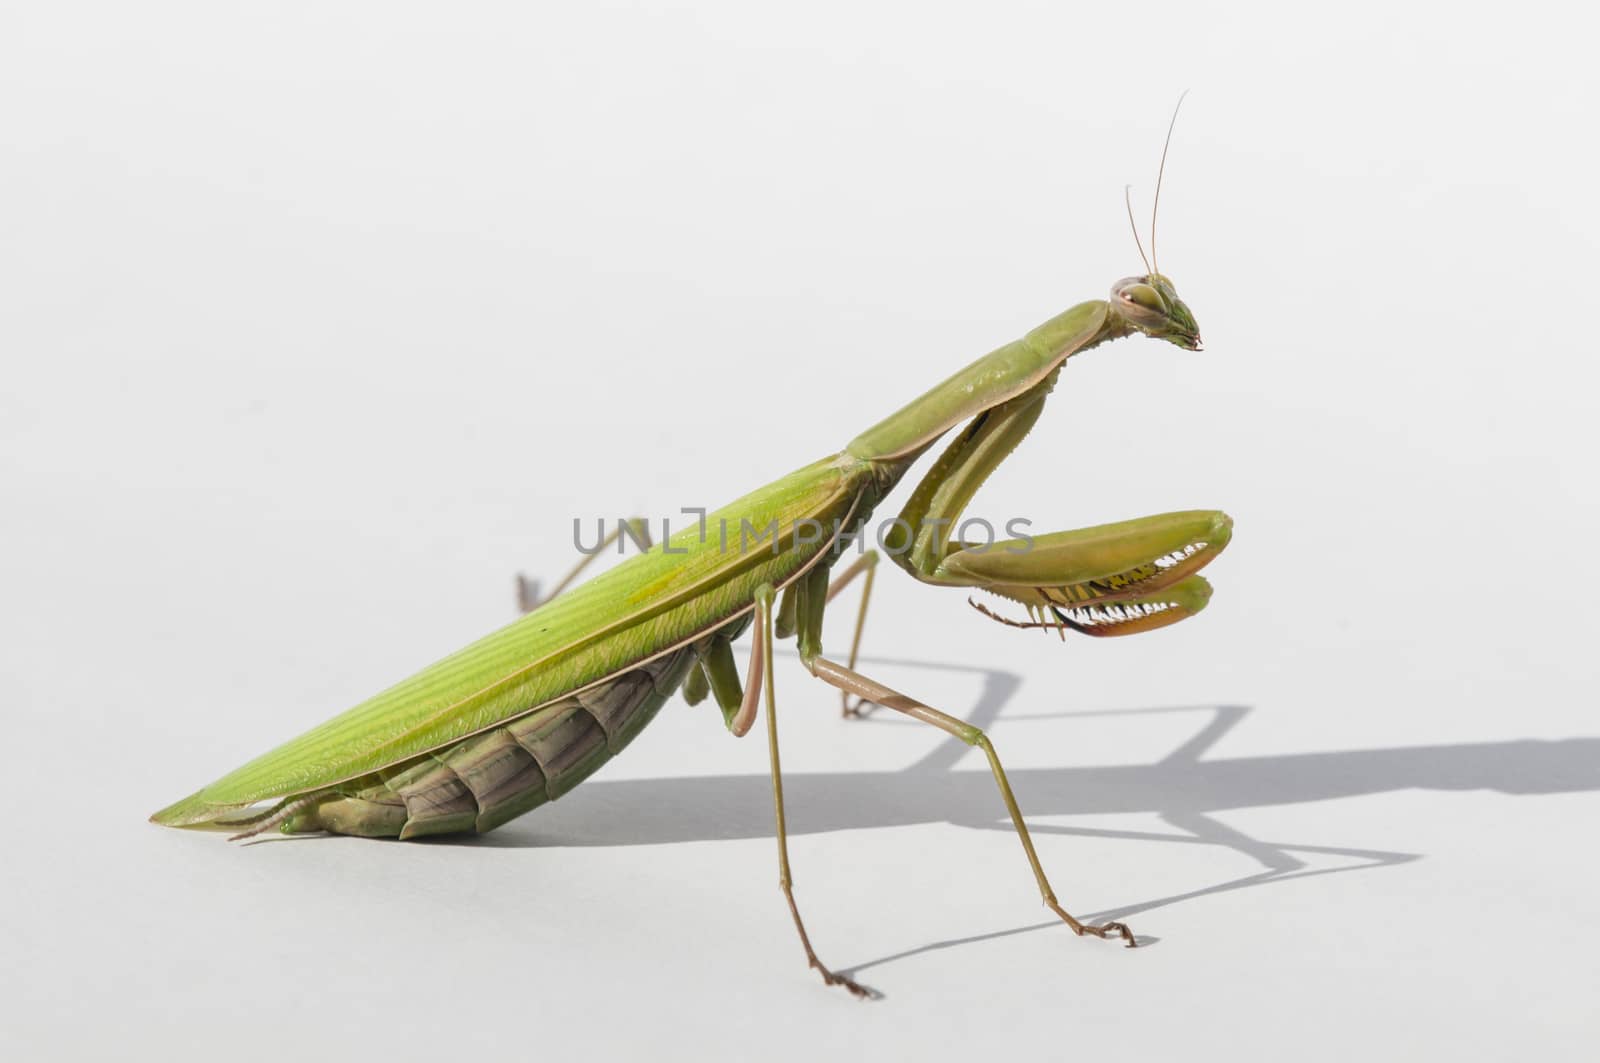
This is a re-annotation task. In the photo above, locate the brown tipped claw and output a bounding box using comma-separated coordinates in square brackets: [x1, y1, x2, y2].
[1048, 897, 1136, 947]
[815, 962, 873, 999]
[1077, 920, 1137, 948]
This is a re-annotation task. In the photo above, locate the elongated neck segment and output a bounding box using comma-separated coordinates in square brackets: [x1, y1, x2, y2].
[845, 299, 1129, 463]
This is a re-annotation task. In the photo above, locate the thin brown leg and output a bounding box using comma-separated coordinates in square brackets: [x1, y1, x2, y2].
[752, 584, 872, 997]
[517, 517, 652, 612]
[803, 654, 1136, 947]
[823, 550, 879, 717]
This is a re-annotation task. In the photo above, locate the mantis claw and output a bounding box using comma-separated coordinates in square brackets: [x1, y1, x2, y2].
[1048, 898, 1137, 948]
[940, 511, 1230, 637]
[1078, 920, 1137, 948]
[816, 964, 874, 999]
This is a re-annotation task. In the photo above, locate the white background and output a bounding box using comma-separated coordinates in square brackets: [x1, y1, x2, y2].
[4, 2, 1598, 1059]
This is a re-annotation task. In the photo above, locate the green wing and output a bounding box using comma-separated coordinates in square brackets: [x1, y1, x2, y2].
[153, 454, 868, 826]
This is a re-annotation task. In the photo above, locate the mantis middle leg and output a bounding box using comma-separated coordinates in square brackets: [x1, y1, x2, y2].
[801, 650, 1134, 945]
[888, 373, 1230, 633]
[776, 551, 1137, 963]
[750, 581, 872, 996]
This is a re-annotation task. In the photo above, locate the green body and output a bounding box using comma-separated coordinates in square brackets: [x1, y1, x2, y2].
[154, 452, 872, 830]
[154, 281, 1228, 837]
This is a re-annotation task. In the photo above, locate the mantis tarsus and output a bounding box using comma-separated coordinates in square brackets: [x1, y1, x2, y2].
[153, 112, 1231, 997]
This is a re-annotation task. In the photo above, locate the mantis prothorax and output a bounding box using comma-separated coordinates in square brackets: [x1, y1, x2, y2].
[153, 110, 1230, 997]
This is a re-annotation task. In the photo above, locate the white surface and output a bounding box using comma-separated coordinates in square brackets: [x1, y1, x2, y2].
[4, 2, 1598, 1060]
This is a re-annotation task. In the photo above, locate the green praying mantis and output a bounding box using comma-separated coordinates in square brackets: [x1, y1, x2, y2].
[153, 107, 1231, 997]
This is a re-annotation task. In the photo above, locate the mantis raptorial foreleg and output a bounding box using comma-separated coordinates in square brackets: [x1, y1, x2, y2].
[517, 517, 652, 612]
[886, 373, 1231, 634]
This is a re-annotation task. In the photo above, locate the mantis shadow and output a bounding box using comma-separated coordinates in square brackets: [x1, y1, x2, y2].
[436, 654, 1600, 976]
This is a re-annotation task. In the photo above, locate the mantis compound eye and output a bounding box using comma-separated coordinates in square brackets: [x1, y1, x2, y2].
[1118, 282, 1167, 313]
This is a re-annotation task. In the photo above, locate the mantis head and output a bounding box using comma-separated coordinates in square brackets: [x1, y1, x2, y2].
[1116, 94, 1200, 350]
[1111, 273, 1202, 351]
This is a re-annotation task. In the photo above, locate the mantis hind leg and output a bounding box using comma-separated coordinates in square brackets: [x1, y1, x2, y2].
[801, 652, 1136, 948]
[516, 516, 653, 612]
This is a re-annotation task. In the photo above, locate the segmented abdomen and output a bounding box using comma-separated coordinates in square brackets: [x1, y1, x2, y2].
[287, 647, 696, 839]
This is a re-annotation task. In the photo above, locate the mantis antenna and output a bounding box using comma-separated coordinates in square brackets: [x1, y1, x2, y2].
[1125, 184, 1152, 275]
[1150, 90, 1189, 276]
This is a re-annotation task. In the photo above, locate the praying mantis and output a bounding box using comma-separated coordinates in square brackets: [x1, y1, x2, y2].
[152, 108, 1231, 997]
